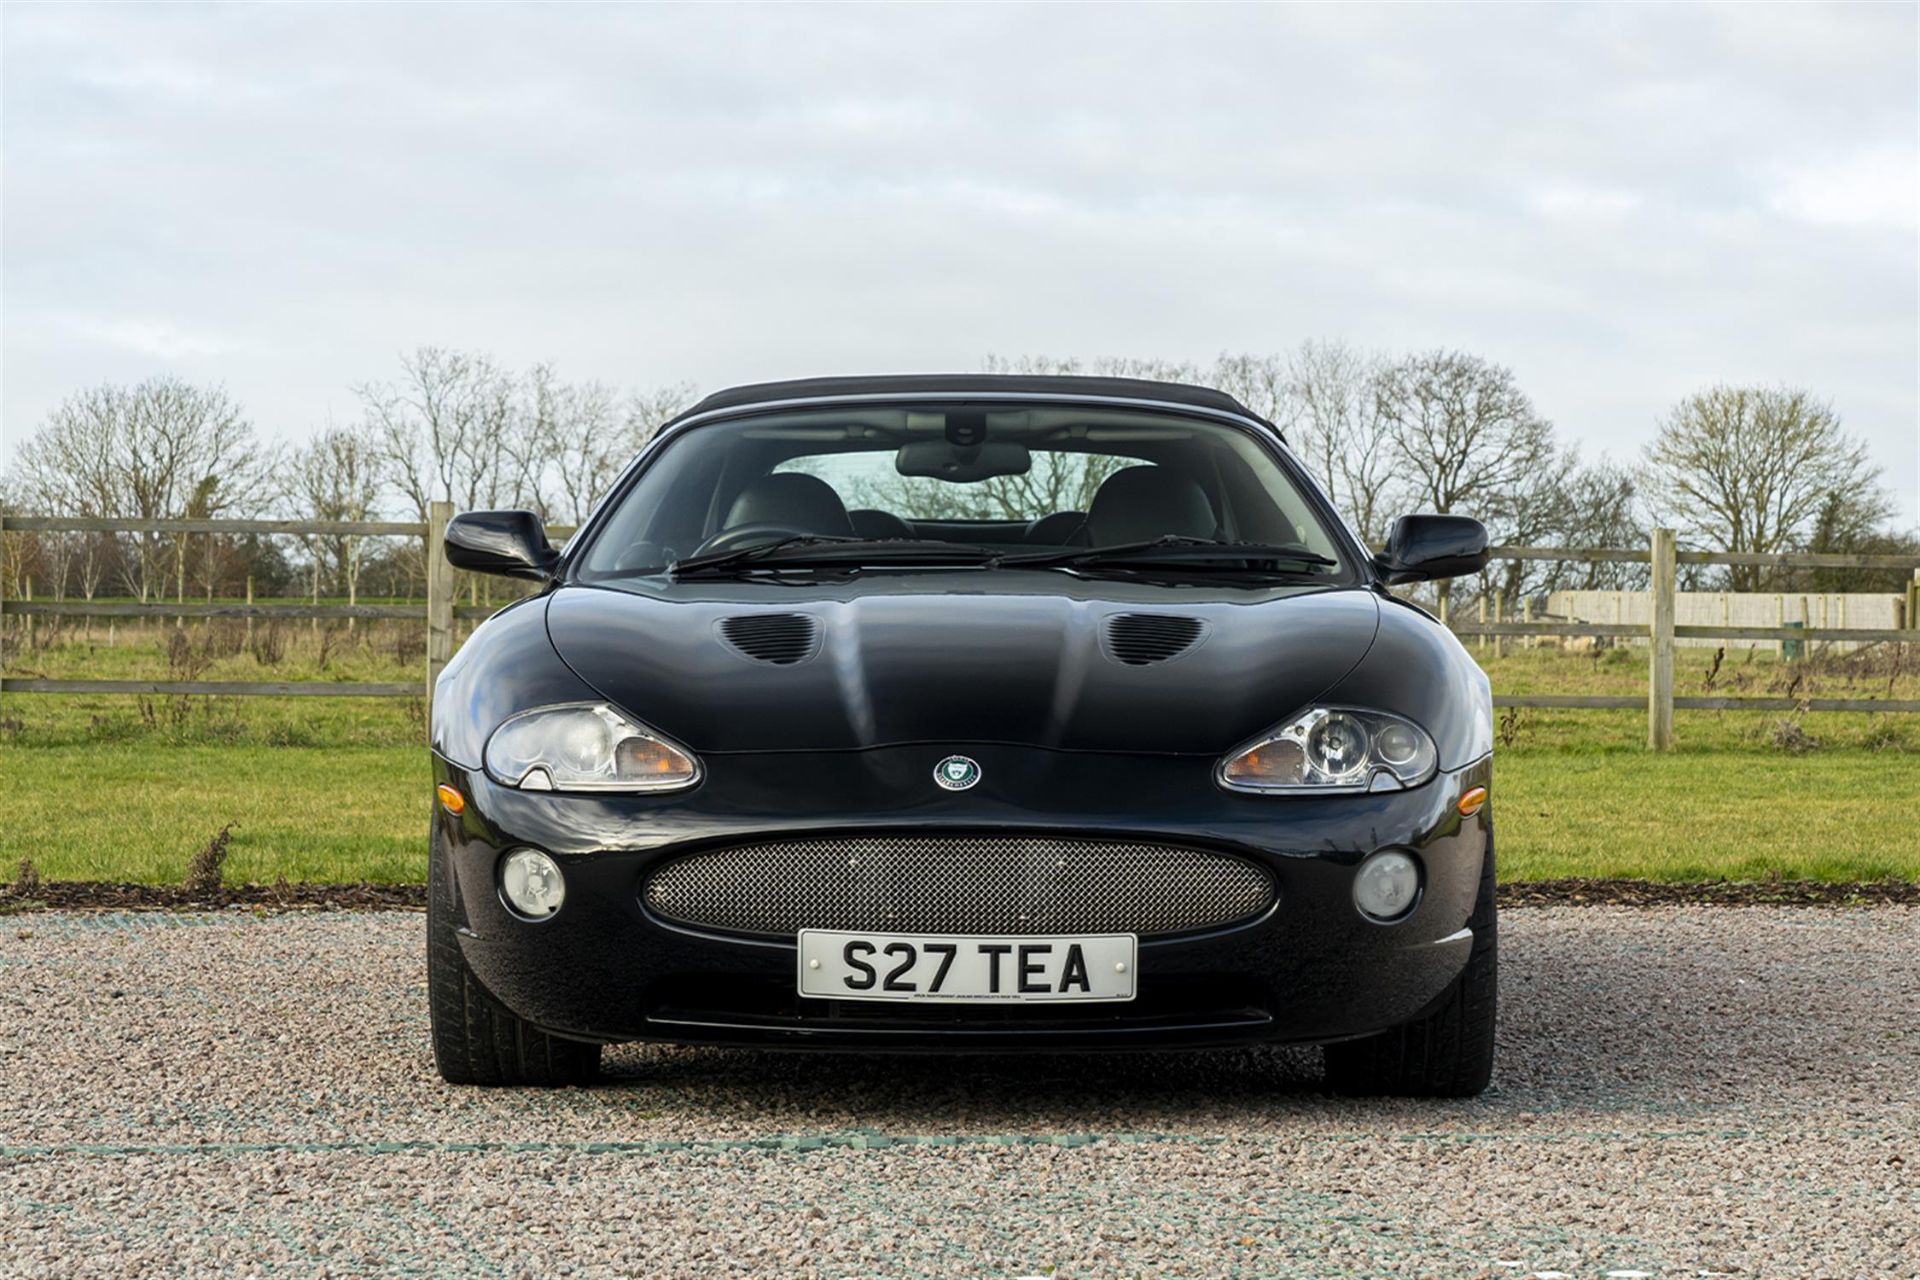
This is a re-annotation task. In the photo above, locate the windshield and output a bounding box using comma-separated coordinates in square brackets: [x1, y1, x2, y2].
[571, 401, 1353, 582]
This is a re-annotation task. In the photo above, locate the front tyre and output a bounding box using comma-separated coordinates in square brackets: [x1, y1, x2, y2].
[1323, 834, 1497, 1098]
[427, 823, 601, 1087]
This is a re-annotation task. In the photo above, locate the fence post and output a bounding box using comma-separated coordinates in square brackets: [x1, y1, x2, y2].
[426, 500, 454, 709]
[1648, 527, 1676, 752]
[1493, 590, 1507, 659]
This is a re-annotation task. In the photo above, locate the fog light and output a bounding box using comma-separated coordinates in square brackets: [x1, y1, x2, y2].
[500, 849, 565, 919]
[1353, 850, 1420, 922]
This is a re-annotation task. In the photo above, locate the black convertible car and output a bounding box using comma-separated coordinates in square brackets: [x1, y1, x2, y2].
[429, 374, 1495, 1094]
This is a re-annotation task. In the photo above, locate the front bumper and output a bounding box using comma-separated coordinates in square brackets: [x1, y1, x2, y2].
[432, 744, 1492, 1050]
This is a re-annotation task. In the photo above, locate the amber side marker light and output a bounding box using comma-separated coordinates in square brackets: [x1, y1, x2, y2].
[1457, 786, 1488, 817]
[435, 784, 466, 815]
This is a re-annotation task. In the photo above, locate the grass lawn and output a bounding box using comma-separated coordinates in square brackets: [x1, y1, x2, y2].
[1495, 751, 1920, 881]
[1, 745, 425, 883]
[2, 738, 1915, 886]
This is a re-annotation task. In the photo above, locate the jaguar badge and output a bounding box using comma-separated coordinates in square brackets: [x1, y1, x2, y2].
[934, 755, 981, 791]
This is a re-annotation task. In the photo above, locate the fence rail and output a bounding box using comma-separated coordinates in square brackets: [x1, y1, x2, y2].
[3, 510, 1918, 749]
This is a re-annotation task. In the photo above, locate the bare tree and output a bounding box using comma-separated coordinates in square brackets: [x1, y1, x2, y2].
[1641, 385, 1892, 590]
[1473, 450, 1646, 604]
[359, 348, 519, 522]
[1205, 352, 1293, 428]
[1376, 351, 1557, 518]
[983, 353, 1205, 385]
[1373, 351, 1560, 609]
[528, 369, 611, 526]
[1552, 460, 1646, 591]
[625, 383, 696, 456]
[1279, 341, 1399, 545]
[283, 423, 384, 608]
[539, 377, 693, 527]
[1794, 491, 1916, 593]
[11, 378, 259, 602]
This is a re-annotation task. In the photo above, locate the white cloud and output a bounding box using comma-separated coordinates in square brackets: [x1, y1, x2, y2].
[64, 318, 236, 362]
[1770, 145, 1919, 231]
[1526, 183, 1645, 223]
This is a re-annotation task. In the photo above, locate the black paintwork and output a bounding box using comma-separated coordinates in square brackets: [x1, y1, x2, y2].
[1374, 514, 1491, 585]
[443, 510, 559, 582]
[429, 382, 1494, 1051]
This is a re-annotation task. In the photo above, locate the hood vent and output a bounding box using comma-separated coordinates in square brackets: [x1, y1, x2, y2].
[718, 613, 821, 665]
[1102, 613, 1208, 666]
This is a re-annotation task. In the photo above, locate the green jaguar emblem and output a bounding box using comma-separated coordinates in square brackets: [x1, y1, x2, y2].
[934, 755, 981, 791]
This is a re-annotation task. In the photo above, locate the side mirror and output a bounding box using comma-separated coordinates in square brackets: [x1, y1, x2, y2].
[443, 510, 559, 582]
[1374, 514, 1489, 584]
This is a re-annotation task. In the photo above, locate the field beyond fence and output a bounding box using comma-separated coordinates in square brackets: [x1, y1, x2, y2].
[3, 512, 1918, 890]
[6, 511, 1918, 747]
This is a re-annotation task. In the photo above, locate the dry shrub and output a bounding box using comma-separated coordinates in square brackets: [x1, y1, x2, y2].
[184, 823, 234, 894]
[250, 622, 286, 667]
[8, 857, 40, 897]
[1768, 718, 1817, 756]
[1864, 719, 1911, 753]
[390, 624, 426, 667]
[1496, 704, 1529, 749]
[166, 626, 223, 680]
[205, 619, 247, 659]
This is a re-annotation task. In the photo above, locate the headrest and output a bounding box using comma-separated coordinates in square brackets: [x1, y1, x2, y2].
[1085, 466, 1217, 545]
[1025, 510, 1088, 544]
[724, 472, 855, 537]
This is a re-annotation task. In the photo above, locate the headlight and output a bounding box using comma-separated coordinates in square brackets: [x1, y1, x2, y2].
[1218, 707, 1437, 794]
[484, 703, 700, 793]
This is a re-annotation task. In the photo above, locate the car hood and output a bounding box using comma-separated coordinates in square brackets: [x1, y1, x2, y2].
[544, 575, 1381, 755]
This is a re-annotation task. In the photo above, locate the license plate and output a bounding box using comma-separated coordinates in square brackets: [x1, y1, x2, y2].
[797, 930, 1137, 1004]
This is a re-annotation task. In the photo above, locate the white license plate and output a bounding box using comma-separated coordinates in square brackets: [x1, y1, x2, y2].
[797, 930, 1137, 1004]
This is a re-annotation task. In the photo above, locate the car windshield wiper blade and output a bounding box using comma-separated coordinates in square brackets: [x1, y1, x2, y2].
[999, 536, 1340, 572]
[671, 537, 1000, 578]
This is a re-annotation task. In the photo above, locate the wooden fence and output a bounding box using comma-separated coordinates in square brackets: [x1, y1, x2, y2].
[2, 508, 1917, 751]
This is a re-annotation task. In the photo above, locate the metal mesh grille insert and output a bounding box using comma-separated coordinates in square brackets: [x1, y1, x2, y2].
[1103, 613, 1207, 665]
[642, 835, 1275, 938]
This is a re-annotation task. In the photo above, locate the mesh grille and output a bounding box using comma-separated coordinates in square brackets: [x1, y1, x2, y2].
[642, 835, 1275, 938]
[718, 613, 820, 664]
[1103, 614, 1207, 665]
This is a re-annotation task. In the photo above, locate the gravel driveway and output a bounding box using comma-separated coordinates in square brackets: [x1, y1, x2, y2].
[1, 906, 1915, 1278]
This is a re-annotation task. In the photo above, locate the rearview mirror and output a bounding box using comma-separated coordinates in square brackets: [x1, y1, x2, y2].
[1374, 514, 1489, 584]
[895, 440, 1032, 483]
[443, 510, 559, 581]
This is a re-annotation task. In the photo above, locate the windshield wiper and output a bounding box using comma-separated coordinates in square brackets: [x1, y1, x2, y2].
[671, 536, 1000, 578]
[998, 535, 1340, 573]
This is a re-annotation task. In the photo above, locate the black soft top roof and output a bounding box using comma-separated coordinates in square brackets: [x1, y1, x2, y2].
[669, 374, 1274, 430]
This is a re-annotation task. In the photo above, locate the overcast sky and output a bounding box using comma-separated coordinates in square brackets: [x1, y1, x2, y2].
[4, 2, 1916, 524]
